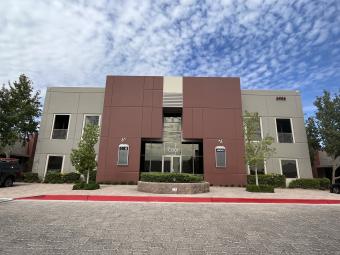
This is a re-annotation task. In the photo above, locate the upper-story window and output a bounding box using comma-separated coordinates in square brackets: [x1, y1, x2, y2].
[84, 115, 100, 126]
[244, 116, 262, 141]
[252, 118, 262, 141]
[51, 114, 70, 139]
[276, 118, 294, 143]
[82, 115, 100, 134]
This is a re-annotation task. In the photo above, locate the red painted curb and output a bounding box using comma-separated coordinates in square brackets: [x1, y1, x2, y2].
[15, 195, 340, 204]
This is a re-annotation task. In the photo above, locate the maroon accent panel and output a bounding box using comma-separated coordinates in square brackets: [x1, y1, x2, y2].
[183, 77, 242, 109]
[141, 107, 152, 138]
[152, 90, 163, 107]
[143, 90, 153, 106]
[144, 77, 153, 89]
[111, 77, 144, 107]
[183, 77, 246, 186]
[153, 77, 163, 90]
[97, 76, 163, 183]
[192, 108, 203, 138]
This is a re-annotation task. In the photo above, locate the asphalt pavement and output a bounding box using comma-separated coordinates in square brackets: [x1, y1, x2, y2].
[0, 200, 339, 254]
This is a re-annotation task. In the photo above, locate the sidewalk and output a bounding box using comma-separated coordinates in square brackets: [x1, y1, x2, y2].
[1, 182, 340, 204]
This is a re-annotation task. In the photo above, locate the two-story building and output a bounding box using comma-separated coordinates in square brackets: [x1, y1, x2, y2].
[32, 76, 312, 186]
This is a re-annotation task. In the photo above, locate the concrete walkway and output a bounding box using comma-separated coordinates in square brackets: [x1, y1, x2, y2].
[1, 182, 339, 200]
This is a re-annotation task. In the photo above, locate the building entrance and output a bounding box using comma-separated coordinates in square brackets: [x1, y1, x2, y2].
[162, 155, 182, 173]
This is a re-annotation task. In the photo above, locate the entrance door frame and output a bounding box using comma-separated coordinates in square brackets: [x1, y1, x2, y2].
[162, 155, 182, 173]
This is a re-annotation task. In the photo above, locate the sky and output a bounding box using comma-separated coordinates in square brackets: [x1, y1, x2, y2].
[0, 0, 339, 117]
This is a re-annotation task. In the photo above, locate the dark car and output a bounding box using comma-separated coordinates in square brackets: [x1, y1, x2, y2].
[330, 183, 340, 194]
[0, 158, 22, 187]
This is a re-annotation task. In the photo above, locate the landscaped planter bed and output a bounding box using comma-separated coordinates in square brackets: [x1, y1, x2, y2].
[137, 181, 210, 194]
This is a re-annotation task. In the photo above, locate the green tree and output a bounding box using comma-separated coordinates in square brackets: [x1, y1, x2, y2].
[70, 124, 99, 184]
[305, 117, 321, 166]
[0, 74, 41, 157]
[313, 90, 340, 184]
[243, 111, 276, 186]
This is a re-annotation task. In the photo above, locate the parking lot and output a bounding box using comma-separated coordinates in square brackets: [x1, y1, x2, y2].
[0, 200, 339, 254]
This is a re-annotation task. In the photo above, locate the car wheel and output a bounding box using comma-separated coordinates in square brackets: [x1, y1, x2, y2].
[333, 186, 340, 194]
[3, 178, 13, 187]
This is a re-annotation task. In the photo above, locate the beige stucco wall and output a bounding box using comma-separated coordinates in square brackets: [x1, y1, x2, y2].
[163, 76, 183, 93]
[241, 90, 313, 179]
[33, 85, 313, 180]
[32, 87, 105, 177]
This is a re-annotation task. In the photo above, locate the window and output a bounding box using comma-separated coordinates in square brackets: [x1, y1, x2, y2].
[46, 155, 63, 173]
[82, 115, 100, 134]
[215, 146, 226, 168]
[281, 159, 298, 178]
[249, 160, 265, 175]
[117, 144, 129, 165]
[244, 117, 262, 141]
[276, 119, 293, 143]
[84, 115, 100, 126]
[51, 115, 70, 139]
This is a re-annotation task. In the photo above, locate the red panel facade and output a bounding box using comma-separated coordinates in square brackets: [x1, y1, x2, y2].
[96, 76, 163, 183]
[97, 76, 246, 186]
[183, 77, 247, 186]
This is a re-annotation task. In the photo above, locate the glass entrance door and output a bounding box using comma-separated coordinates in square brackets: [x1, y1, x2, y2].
[162, 156, 181, 173]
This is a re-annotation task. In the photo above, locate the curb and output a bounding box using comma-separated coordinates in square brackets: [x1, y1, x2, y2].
[15, 195, 340, 204]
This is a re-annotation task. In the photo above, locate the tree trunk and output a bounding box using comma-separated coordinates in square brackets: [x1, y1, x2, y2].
[86, 170, 90, 184]
[5, 150, 10, 158]
[332, 156, 339, 184]
[255, 166, 259, 186]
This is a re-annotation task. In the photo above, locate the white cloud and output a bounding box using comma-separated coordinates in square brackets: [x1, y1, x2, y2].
[0, 0, 339, 100]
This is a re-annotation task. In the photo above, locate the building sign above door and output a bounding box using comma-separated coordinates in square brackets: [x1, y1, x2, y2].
[164, 142, 181, 155]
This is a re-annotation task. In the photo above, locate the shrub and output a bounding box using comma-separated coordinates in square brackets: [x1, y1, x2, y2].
[288, 178, 330, 190]
[72, 182, 100, 190]
[140, 172, 203, 183]
[246, 184, 274, 193]
[247, 174, 286, 188]
[62, 172, 80, 183]
[22, 172, 40, 183]
[44, 172, 63, 183]
[319, 178, 330, 190]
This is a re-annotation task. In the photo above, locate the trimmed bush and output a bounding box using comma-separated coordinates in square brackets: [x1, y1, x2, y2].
[62, 172, 80, 183]
[72, 182, 100, 190]
[319, 178, 331, 190]
[44, 172, 63, 183]
[246, 184, 274, 193]
[140, 172, 203, 183]
[22, 172, 40, 183]
[247, 174, 286, 188]
[288, 178, 330, 190]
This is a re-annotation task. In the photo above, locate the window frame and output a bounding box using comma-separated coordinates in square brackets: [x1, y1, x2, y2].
[215, 146, 226, 168]
[81, 114, 101, 136]
[279, 158, 300, 179]
[44, 154, 65, 179]
[247, 160, 267, 175]
[50, 114, 71, 140]
[244, 116, 263, 142]
[117, 144, 129, 166]
[275, 117, 295, 143]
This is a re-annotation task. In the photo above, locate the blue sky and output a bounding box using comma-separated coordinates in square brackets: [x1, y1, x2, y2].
[0, 0, 339, 117]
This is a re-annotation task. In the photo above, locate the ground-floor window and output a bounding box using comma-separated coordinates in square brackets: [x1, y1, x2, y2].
[248, 160, 266, 175]
[281, 159, 298, 178]
[46, 155, 64, 173]
[140, 141, 203, 174]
